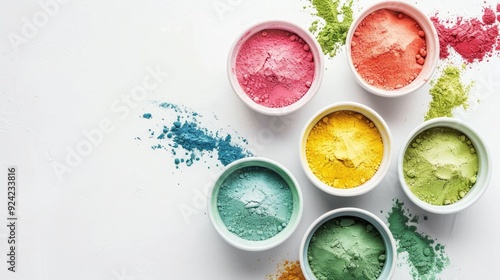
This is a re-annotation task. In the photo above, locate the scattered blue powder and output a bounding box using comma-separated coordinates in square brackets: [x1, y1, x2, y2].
[171, 122, 217, 152]
[138, 102, 253, 169]
[217, 135, 247, 166]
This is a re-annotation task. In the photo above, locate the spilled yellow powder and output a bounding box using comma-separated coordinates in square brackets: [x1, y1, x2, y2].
[305, 111, 384, 188]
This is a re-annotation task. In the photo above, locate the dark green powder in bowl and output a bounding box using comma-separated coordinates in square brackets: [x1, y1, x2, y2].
[307, 216, 386, 280]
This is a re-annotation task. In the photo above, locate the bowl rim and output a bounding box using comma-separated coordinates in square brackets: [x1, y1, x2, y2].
[227, 19, 324, 116]
[345, 0, 440, 97]
[299, 207, 397, 280]
[207, 156, 304, 251]
[299, 101, 393, 197]
[398, 117, 492, 214]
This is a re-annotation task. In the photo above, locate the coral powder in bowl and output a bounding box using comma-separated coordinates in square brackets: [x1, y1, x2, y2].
[346, 2, 439, 97]
[228, 20, 324, 115]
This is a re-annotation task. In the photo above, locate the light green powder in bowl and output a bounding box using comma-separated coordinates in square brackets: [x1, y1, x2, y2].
[398, 117, 491, 214]
[403, 126, 478, 206]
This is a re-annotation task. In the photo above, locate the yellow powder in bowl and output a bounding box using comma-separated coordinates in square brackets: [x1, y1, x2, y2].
[305, 110, 383, 188]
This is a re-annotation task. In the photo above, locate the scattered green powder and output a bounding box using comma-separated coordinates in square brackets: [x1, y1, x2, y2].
[308, 0, 354, 57]
[387, 200, 449, 280]
[307, 217, 386, 280]
[425, 65, 473, 120]
[403, 127, 479, 205]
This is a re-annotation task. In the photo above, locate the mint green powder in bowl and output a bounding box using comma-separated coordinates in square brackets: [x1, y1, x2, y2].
[208, 157, 303, 251]
[300, 208, 396, 280]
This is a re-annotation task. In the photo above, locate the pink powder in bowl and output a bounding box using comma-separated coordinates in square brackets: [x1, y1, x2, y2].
[235, 29, 316, 108]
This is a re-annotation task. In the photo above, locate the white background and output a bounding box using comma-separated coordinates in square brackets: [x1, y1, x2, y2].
[1, 0, 499, 279]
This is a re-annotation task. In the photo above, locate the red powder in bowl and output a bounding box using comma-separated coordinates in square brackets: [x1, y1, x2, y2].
[351, 9, 427, 91]
[235, 29, 315, 108]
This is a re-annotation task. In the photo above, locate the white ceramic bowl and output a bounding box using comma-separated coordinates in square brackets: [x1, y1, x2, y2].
[300, 208, 397, 280]
[346, 1, 439, 97]
[398, 117, 491, 214]
[227, 20, 324, 115]
[299, 102, 392, 196]
[208, 157, 303, 251]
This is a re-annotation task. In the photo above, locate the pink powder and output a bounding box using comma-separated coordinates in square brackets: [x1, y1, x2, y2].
[497, 3, 500, 23]
[235, 29, 315, 108]
[483, 7, 496, 25]
[432, 12, 500, 63]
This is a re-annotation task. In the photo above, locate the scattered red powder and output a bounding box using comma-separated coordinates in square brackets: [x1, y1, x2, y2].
[351, 9, 426, 90]
[483, 7, 496, 25]
[497, 3, 500, 23]
[431, 7, 500, 63]
[235, 29, 315, 108]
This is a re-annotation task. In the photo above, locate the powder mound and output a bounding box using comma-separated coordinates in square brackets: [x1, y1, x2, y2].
[387, 200, 449, 279]
[271, 260, 306, 280]
[235, 29, 315, 108]
[217, 166, 294, 241]
[403, 127, 479, 206]
[351, 9, 426, 90]
[432, 9, 500, 63]
[137, 102, 252, 169]
[308, 0, 354, 57]
[425, 65, 473, 120]
[483, 7, 496, 25]
[305, 110, 383, 189]
[307, 216, 386, 280]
